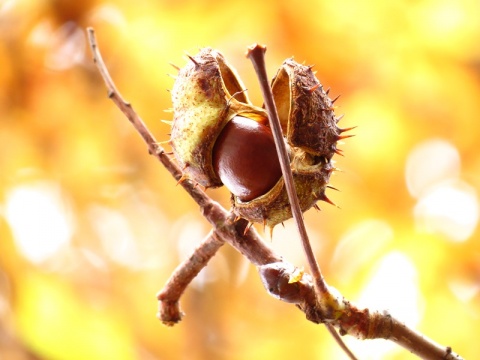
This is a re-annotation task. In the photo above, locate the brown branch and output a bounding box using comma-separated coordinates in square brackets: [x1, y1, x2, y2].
[86, 27, 464, 360]
[246, 45, 330, 298]
[246, 44, 356, 360]
[87, 28, 278, 265]
[156, 230, 225, 325]
[259, 262, 463, 360]
[325, 323, 359, 360]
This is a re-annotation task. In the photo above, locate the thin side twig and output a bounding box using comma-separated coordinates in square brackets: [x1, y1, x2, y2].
[86, 27, 464, 360]
[156, 230, 225, 325]
[325, 323, 358, 360]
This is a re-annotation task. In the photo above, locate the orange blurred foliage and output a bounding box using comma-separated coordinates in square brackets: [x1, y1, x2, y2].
[0, 0, 479, 359]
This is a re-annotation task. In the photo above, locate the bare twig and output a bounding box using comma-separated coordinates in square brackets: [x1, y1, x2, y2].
[246, 44, 331, 301]
[86, 27, 464, 360]
[157, 230, 225, 325]
[325, 323, 359, 360]
[246, 44, 355, 360]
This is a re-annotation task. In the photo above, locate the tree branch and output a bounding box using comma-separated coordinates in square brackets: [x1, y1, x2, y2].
[86, 27, 464, 360]
[156, 230, 225, 325]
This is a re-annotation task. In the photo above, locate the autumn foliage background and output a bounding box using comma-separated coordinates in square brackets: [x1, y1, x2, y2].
[1, 0, 480, 359]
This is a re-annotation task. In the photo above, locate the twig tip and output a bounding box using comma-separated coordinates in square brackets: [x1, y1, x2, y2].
[246, 43, 267, 59]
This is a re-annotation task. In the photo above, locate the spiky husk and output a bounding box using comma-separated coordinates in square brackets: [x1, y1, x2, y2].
[233, 153, 333, 227]
[170, 49, 345, 227]
[271, 59, 341, 159]
[170, 48, 266, 188]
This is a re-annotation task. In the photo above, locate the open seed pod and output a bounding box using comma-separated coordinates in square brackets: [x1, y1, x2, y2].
[170, 49, 349, 228]
[271, 59, 341, 159]
[232, 152, 334, 227]
[232, 60, 346, 227]
[170, 48, 267, 188]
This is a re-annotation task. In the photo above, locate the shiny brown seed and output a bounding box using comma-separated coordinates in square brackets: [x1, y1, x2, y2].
[213, 116, 282, 202]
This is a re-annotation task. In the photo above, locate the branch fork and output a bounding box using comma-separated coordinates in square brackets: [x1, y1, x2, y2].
[87, 28, 463, 360]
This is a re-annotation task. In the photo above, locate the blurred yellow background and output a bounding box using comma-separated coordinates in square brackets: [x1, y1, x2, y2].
[1, 0, 479, 359]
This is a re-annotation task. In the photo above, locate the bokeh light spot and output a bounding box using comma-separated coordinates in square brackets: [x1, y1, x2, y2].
[448, 278, 480, 303]
[4, 181, 74, 264]
[29, 20, 85, 70]
[358, 251, 421, 325]
[405, 139, 460, 198]
[331, 219, 394, 283]
[272, 220, 321, 267]
[89, 205, 140, 268]
[414, 0, 473, 53]
[346, 95, 405, 163]
[88, 188, 172, 270]
[414, 180, 478, 242]
[424, 0, 465, 33]
[346, 251, 421, 359]
[174, 215, 223, 289]
[46, 22, 85, 70]
[90, 4, 127, 28]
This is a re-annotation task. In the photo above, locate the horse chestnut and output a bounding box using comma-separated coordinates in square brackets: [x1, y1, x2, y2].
[212, 116, 282, 202]
[169, 48, 350, 227]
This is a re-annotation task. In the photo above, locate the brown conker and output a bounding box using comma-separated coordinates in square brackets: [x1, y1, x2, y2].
[212, 116, 282, 202]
